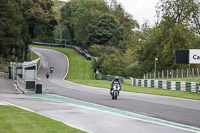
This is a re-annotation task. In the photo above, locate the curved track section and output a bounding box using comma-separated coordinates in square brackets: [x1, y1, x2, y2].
[31, 47, 200, 133]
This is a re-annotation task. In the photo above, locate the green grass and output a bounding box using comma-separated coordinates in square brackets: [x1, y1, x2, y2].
[0, 51, 40, 73]
[70, 79, 200, 100]
[0, 62, 9, 72]
[30, 45, 200, 100]
[30, 51, 40, 70]
[0, 105, 85, 133]
[30, 45, 95, 80]
[161, 77, 200, 83]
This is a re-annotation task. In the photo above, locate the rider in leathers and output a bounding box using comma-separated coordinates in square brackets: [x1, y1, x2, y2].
[110, 76, 121, 95]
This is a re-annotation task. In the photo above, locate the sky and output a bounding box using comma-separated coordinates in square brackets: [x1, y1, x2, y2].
[116, 0, 159, 26]
[60, 0, 160, 26]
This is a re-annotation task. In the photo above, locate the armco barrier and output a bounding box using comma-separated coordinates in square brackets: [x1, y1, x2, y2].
[67, 45, 92, 60]
[32, 42, 92, 60]
[130, 77, 200, 93]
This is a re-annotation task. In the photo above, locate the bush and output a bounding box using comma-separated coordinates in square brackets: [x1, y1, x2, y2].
[88, 44, 105, 57]
[123, 62, 142, 78]
[99, 54, 123, 76]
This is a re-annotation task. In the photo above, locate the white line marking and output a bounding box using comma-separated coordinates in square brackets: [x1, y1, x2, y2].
[1, 101, 91, 133]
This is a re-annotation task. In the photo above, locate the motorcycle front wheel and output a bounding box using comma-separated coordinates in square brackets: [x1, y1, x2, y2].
[114, 91, 118, 100]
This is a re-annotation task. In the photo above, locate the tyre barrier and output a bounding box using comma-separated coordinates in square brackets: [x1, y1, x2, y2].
[130, 77, 200, 93]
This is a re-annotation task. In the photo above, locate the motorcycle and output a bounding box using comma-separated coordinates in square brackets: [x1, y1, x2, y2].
[111, 83, 121, 100]
[50, 66, 54, 73]
[46, 73, 49, 79]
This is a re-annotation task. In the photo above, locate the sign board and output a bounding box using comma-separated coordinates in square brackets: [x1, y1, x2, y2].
[175, 50, 189, 64]
[189, 49, 200, 64]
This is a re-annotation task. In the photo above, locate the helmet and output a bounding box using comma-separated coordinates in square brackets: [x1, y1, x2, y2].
[115, 76, 119, 80]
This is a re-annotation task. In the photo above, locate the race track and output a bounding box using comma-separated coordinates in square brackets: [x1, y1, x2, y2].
[1, 47, 199, 133]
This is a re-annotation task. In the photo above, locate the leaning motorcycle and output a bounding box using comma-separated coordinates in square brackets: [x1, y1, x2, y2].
[111, 83, 121, 100]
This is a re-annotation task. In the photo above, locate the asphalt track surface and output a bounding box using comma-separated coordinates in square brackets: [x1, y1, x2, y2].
[32, 47, 200, 125]
[0, 47, 200, 133]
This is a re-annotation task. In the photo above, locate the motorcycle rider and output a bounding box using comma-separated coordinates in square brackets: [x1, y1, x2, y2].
[50, 66, 54, 73]
[110, 76, 121, 95]
[46, 73, 49, 79]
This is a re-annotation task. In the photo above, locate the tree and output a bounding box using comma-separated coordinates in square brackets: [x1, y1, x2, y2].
[137, 19, 199, 75]
[61, 0, 110, 47]
[18, 0, 57, 60]
[100, 54, 123, 76]
[157, 0, 200, 34]
[153, 0, 200, 69]
[108, 0, 139, 51]
[109, 0, 139, 33]
[53, 0, 68, 43]
[87, 14, 124, 46]
[0, 0, 23, 61]
[60, 2, 74, 45]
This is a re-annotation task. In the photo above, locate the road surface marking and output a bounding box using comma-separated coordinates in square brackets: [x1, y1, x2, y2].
[1, 101, 91, 133]
[26, 94, 200, 133]
[0, 101, 8, 105]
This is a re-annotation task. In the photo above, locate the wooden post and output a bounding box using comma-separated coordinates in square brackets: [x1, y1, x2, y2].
[162, 71, 164, 79]
[167, 70, 168, 79]
[171, 70, 173, 78]
[192, 68, 194, 77]
[176, 69, 178, 78]
[181, 69, 183, 78]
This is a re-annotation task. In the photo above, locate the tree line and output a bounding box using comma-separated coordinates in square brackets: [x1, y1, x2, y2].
[59, 0, 200, 78]
[0, 0, 57, 62]
[1, 0, 200, 78]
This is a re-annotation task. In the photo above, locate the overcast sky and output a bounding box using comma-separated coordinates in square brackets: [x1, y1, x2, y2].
[60, 0, 160, 26]
[116, 0, 159, 26]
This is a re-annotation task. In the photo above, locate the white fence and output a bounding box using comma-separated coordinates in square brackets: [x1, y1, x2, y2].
[144, 68, 200, 79]
[0, 72, 8, 78]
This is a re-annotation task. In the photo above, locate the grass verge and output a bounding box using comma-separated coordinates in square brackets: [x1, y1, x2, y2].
[0, 51, 40, 72]
[161, 77, 200, 83]
[30, 45, 95, 80]
[0, 105, 85, 133]
[0, 63, 9, 72]
[30, 45, 200, 100]
[30, 51, 40, 70]
[70, 79, 200, 100]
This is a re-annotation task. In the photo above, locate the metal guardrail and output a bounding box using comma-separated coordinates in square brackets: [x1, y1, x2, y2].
[0, 72, 8, 78]
[66, 45, 92, 60]
[32, 42, 92, 60]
